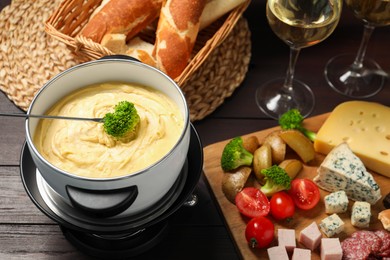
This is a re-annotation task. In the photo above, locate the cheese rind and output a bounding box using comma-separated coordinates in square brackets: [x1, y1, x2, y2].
[313, 143, 381, 205]
[314, 101, 390, 178]
[351, 201, 371, 228]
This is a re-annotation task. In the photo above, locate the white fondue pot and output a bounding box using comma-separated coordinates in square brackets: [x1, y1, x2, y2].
[25, 56, 190, 218]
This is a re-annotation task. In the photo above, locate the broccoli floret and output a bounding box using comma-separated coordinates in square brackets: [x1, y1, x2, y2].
[221, 136, 253, 172]
[103, 101, 140, 139]
[260, 165, 291, 197]
[278, 109, 316, 142]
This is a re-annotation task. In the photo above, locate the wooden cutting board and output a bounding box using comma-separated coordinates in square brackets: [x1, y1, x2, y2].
[203, 113, 389, 259]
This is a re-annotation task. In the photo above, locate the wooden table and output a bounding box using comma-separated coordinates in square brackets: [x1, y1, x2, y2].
[1, 0, 389, 259]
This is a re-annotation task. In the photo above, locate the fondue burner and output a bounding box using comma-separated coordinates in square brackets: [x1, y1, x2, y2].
[20, 125, 203, 259]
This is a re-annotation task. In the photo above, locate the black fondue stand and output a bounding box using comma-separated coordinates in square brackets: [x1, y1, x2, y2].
[20, 125, 203, 259]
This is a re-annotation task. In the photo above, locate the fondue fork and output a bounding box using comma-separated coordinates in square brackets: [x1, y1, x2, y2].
[0, 113, 104, 122]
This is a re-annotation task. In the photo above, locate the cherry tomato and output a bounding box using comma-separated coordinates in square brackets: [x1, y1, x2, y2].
[289, 178, 320, 210]
[245, 216, 275, 248]
[235, 187, 270, 218]
[270, 191, 295, 220]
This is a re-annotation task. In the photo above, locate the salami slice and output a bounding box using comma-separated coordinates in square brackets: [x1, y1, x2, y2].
[381, 249, 390, 258]
[375, 230, 390, 257]
[341, 237, 371, 260]
[351, 230, 383, 254]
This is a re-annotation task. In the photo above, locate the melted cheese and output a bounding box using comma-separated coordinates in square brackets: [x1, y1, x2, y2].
[314, 101, 390, 178]
[34, 82, 184, 178]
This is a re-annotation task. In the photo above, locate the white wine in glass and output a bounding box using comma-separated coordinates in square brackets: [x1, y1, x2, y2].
[256, 0, 342, 119]
[324, 0, 390, 98]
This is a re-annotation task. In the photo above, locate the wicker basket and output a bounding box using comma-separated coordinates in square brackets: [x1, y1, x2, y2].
[45, 0, 252, 120]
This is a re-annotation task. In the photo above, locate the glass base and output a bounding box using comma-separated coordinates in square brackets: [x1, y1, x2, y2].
[255, 77, 315, 120]
[324, 53, 384, 98]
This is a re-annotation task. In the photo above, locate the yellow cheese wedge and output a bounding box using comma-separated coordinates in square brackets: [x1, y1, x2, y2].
[314, 101, 390, 178]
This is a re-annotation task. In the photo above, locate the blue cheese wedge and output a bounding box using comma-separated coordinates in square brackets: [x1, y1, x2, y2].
[319, 214, 345, 237]
[324, 191, 349, 214]
[313, 143, 381, 205]
[351, 201, 371, 228]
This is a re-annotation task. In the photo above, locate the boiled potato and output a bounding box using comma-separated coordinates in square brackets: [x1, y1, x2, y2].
[242, 135, 260, 154]
[222, 166, 252, 203]
[278, 159, 303, 179]
[253, 143, 272, 184]
[263, 130, 286, 164]
[279, 129, 315, 163]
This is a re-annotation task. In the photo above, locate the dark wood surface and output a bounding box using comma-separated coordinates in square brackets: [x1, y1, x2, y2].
[0, 0, 389, 259]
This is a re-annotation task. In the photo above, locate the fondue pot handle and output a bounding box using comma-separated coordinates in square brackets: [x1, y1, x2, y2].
[99, 55, 140, 63]
[66, 185, 138, 218]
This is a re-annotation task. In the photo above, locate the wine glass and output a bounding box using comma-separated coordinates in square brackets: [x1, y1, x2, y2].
[256, 0, 342, 119]
[324, 0, 390, 98]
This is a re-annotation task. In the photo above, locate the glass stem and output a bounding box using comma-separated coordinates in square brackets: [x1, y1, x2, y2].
[352, 23, 375, 70]
[283, 47, 301, 93]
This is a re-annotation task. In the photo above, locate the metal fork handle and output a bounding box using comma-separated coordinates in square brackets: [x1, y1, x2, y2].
[0, 113, 103, 122]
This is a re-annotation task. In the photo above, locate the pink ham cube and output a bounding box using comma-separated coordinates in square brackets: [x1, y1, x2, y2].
[299, 221, 322, 250]
[292, 248, 311, 260]
[278, 229, 296, 252]
[321, 238, 342, 260]
[267, 246, 289, 260]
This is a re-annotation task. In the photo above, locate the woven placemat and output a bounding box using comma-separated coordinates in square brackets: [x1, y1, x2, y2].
[0, 0, 251, 121]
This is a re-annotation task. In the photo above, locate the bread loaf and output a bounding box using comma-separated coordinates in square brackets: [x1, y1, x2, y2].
[82, 0, 246, 79]
[154, 0, 207, 79]
[81, 0, 163, 43]
[89, 0, 110, 20]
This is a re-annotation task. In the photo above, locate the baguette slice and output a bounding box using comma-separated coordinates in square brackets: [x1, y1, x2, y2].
[378, 209, 390, 231]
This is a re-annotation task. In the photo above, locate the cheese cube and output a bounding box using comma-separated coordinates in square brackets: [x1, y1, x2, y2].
[299, 221, 322, 250]
[324, 191, 349, 214]
[313, 143, 381, 205]
[267, 246, 289, 260]
[351, 201, 371, 228]
[319, 214, 344, 237]
[278, 229, 296, 252]
[314, 101, 390, 178]
[321, 238, 342, 260]
[292, 248, 311, 260]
